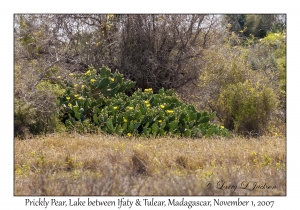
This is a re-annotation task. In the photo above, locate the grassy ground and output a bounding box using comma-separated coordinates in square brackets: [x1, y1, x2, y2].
[14, 133, 286, 196]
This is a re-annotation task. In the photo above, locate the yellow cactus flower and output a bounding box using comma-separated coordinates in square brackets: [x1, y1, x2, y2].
[90, 78, 96, 83]
[123, 118, 128, 123]
[144, 88, 153, 92]
[66, 97, 70, 101]
[68, 103, 72, 107]
[160, 105, 165, 109]
[113, 106, 118, 110]
[107, 14, 114, 19]
[110, 78, 114, 82]
[84, 70, 91, 75]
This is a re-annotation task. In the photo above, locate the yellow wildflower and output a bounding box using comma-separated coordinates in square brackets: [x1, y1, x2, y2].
[57, 76, 61, 79]
[68, 103, 72, 107]
[69, 73, 74, 76]
[81, 85, 85, 89]
[146, 104, 150, 107]
[110, 78, 114, 82]
[127, 133, 132, 137]
[74, 84, 78, 87]
[221, 126, 225, 129]
[158, 120, 162, 123]
[160, 105, 165, 109]
[74, 94, 79, 98]
[78, 97, 83, 100]
[113, 106, 118, 110]
[90, 78, 96, 83]
[166, 110, 174, 114]
[66, 97, 70, 101]
[123, 118, 128, 123]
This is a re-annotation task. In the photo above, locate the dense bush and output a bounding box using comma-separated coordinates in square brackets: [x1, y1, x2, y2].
[59, 66, 230, 137]
[14, 15, 285, 138]
[218, 81, 278, 136]
[247, 31, 286, 110]
[196, 30, 285, 136]
[14, 81, 66, 138]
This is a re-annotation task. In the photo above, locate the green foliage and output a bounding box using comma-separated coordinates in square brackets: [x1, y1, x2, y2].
[17, 15, 46, 58]
[14, 80, 66, 138]
[59, 66, 230, 137]
[36, 80, 65, 96]
[261, 32, 286, 109]
[59, 66, 136, 122]
[224, 14, 286, 38]
[246, 31, 286, 110]
[198, 30, 285, 136]
[14, 99, 35, 137]
[218, 81, 278, 136]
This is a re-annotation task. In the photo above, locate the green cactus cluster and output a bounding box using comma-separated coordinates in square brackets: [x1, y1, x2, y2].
[59, 66, 230, 137]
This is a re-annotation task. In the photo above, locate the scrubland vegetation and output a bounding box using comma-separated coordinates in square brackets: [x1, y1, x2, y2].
[14, 14, 286, 196]
[15, 134, 285, 196]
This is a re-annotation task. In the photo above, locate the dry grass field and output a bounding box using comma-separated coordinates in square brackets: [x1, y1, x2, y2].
[14, 133, 286, 196]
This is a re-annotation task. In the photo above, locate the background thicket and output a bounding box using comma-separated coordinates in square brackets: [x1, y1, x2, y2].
[14, 14, 286, 137]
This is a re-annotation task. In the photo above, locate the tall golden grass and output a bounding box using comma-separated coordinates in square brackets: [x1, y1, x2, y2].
[14, 133, 286, 196]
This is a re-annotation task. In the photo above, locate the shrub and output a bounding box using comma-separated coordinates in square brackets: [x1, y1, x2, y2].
[59, 66, 230, 137]
[14, 77, 66, 138]
[248, 32, 286, 109]
[217, 80, 278, 136]
[197, 30, 285, 136]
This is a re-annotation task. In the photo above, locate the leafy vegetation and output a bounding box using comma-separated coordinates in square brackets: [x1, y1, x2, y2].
[195, 27, 285, 136]
[218, 80, 278, 136]
[14, 14, 286, 137]
[59, 66, 230, 137]
[14, 14, 286, 197]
